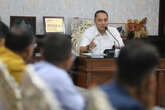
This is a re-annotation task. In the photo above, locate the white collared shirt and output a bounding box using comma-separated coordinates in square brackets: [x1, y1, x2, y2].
[80, 25, 124, 54]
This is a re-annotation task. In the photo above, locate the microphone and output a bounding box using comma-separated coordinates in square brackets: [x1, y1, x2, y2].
[105, 27, 108, 31]
[105, 27, 121, 49]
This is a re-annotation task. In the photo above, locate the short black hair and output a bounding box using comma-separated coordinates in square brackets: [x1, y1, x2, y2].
[43, 34, 72, 64]
[5, 31, 34, 51]
[117, 40, 159, 86]
[0, 21, 9, 38]
[94, 10, 108, 19]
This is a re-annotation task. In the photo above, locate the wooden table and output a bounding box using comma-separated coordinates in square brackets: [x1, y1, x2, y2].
[157, 59, 165, 107]
[73, 56, 116, 88]
[73, 56, 165, 107]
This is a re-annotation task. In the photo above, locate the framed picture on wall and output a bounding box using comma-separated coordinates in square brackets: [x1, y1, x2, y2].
[10, 16, 36, 34]
[43, 16, 65, 34]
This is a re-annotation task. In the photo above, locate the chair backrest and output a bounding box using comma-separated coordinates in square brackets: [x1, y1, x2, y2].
[75, 86, 89, 100]
[21, 64, 62, 110]
[87, 88, 115, 110]
[71, 18, 94, 56]
[0, 61, 23, 110]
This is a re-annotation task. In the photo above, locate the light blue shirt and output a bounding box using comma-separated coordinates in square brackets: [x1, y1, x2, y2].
[34, 61, 85, 110]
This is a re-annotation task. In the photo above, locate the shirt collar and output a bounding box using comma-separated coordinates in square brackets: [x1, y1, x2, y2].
[0, 46, 24, 61]
[34, 60, 67, 73]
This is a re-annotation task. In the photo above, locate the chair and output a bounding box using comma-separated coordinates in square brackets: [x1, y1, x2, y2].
[86, 88, 115, 110]
[0, 61, 23, 110]
[75, 86, 89, 101]
[71, 18, 94, 56]
[21, 64, 62, 110]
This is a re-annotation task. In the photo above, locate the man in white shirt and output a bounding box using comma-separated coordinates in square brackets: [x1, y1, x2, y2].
[80, 10, 124, 55]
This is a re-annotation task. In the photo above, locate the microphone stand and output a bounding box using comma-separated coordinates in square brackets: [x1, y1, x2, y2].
[105, 27, 121, 49]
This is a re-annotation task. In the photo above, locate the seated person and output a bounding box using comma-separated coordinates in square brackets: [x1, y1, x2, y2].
[34, 34, 85, 110]
[101, 41, 159, 110]
[0, 21, 9, 47]
[0, 21, 10, 110]
[0, 24, 34, 83]
[80, 10, 124, 55]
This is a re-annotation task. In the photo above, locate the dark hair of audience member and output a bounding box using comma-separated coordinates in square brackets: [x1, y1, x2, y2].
[116, 40, 159, 86]
[0, 21, 9, 38]
[5, 31, 34, 52]
[43, 34, 72, 65]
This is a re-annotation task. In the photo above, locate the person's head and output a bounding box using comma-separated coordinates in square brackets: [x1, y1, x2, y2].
[117, 40, 159, 87]
[5, 31, 34, 61]
[94, 10, 109, 33]
[43, 34, 73, 70]
[0, 21, 9, 46]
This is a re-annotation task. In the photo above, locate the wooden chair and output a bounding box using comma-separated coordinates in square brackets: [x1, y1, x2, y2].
[87, 88, 115, 110]
[75, 86, 89, 100]
[21, 64, 62, 110]
[0, 61, 23, 110]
